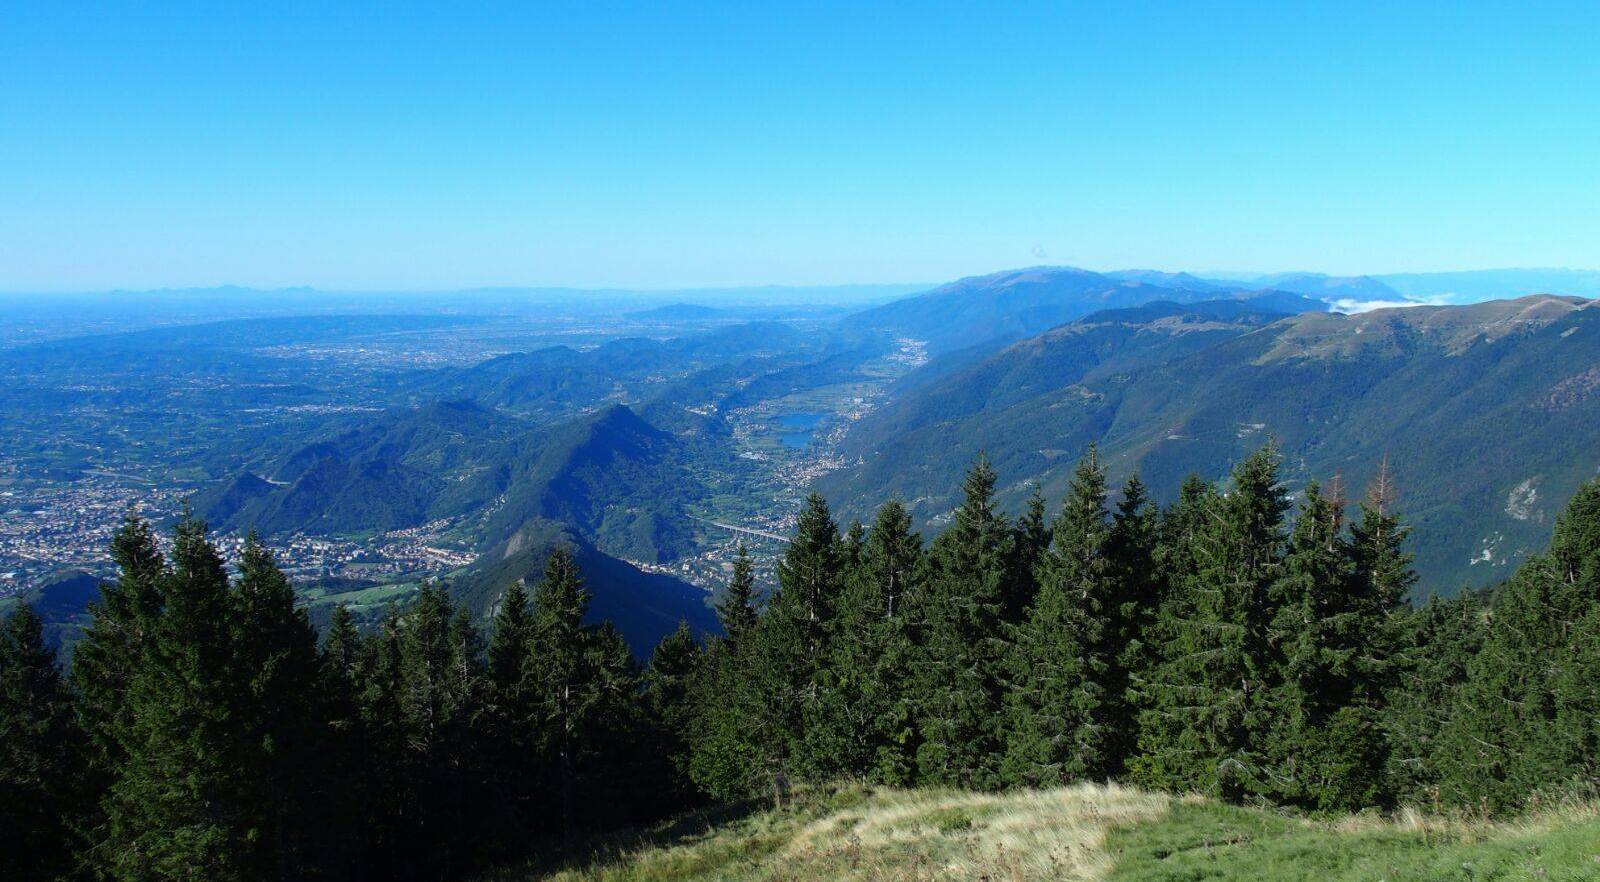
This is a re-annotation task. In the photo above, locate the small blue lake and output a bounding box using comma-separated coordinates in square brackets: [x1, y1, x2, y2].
[775, 412, 826, 449]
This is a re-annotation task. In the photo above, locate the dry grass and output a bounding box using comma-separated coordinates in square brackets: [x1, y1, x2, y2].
[504, 782, 1171, 882]
[492, 787, 1600, 882]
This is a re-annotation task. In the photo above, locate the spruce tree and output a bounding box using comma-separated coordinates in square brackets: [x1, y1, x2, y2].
[645, 621, 703, 798]
[915, 455, 1016, 789]
[812, 499, 926, 783]
[1105, 473, 1160, 768]
[488, 579, 534, 695]
[1010, 485, 1051, 618]
[1003, 448, 1117, 787]
[750, 492, 842, 781]
[1135, 446, 1288, 800]
[317, 604, 372, 878]
[1, 604, 87, 882]
[1437, 479, 1600, 810]
[103, 516, 255, 881]
[525, 547, 598, 842]
[231, 534, 328, 877]
[1262, 481, 1398, 810]
[714, 543, 759, 641]
[684, 632, 767, 800]
[71, 512, 165, 786]
[1382, 589, 1484, 807]
[361, 583, 489, 875]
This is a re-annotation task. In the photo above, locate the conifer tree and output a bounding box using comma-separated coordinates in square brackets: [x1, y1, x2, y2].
[71, 512, 165, 785]
[230, 534, 329, 878]
[1010, 485, 1051, 618]
[1, 604, 87, 882]
[364, 582, 488, 874]
[1105, 473, 1160, 767]
[1263, 482, 1397, 810]
[1383, 589, 1484, 806]
[1135, 446, 1288, 800]
[1437, 480, 1600, 810]
[488, 579, 534, 695]
[526, 547, 601, 841]
[812, 499, 926, 783]
[686, 545, 775, 800]
[1004, 448, 1117, 787]
[645, 621, 703, 798]
[750, 492, 842, 780]
[915, 455, 1016, 789]
[317, 603, 372, 878]
[103, 515, 256, 881]
[684, 632, 767, 800]
[714, 543, 759, 641]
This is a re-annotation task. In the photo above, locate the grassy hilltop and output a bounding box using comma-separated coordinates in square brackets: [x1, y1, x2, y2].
[484, 784, 1600, 882]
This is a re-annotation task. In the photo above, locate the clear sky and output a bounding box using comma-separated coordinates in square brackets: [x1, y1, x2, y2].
[3, 1, 1598, 291]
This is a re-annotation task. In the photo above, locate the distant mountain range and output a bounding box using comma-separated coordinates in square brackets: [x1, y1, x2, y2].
[823, 294, 1600, 592]
[843, 266, 1328, 354]
[1376, 269, 1600, 302]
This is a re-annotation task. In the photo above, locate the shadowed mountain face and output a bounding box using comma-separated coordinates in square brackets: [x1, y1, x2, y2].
[843, 266, 1325, 354]
[447, 519, 717, 656]
[822, 295, 1600, 594]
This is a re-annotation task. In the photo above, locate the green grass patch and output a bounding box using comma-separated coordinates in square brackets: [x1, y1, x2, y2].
[1104, 799, 1600, 882]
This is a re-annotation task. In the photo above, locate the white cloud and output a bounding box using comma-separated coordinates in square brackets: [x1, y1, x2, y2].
[1330, 294, 1454, 314]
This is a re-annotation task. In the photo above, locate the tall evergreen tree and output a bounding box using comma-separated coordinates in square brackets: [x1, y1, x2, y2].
[1105, 473, 1160, 767]
[1135, 446, 1288, 800]
[645, 621, 703, 799]
[1382, 589, 1484, 807]
[526, 548, 603, 841]
[812, 499, 926, 783]
[1010, 485, 1051, 618]
[71, 512, 165, 787]
[1, 605, 87, 882]
[750, 492, 842, 781]
[102, 516, 256, 881]
[488, 579, 534, 696]
[317, 603, 372, 879]
[1263, 482, 1400, 810]
[360, 582, 489, 876]
[230, 534, 328, 878]
[915, 455, 1017, 789]
[714, 543, 759, 641]
[1004, 448, 1118, 786]
[1436, 479, 1600, 810]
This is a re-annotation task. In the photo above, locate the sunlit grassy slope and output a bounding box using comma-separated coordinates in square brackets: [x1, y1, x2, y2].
[483, 784, 1600, 882]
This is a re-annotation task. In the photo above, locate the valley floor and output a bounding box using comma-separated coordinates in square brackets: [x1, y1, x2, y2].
[482, 784, 1600, 882]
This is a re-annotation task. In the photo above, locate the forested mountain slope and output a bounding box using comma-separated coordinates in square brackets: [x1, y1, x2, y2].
[823, 295, 1600, 591]
[199, 401, 711, 565]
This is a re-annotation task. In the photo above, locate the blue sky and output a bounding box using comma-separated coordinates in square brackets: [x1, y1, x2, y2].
[3, 1, 1598, 291]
